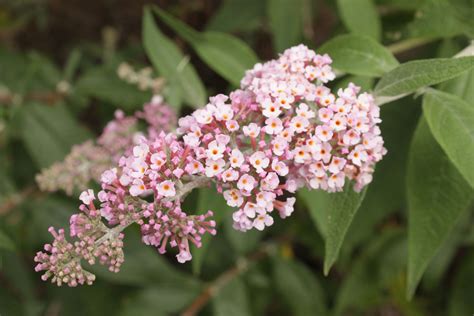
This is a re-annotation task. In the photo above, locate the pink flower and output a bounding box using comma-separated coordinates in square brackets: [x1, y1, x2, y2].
[328, 172, 345, 190]
[315, 125, 333, 142]
[249, 151, 270, 173]
[261, 172, 279, 191]
[271, 159, 289, 176]
[296, 103, 315, 119]
[226, 120, 240, 131]
[79, 189, 95, 204]
[318, 108, 333, 123]
[237, 174, 256, 192]
[185, 160, 203, 175]
[224, 189, 244, 207]
[290, 116, 309, 133]
[150, 153, 165, 170]
[229, 149, 245, 168]
[157, 180, 176, 197]
[101, 168, 117, 184]
[243, 123, 261, 138]
[222, 168, 239, 182]
[205, 158, 225, 177]
[264, 117, 283, 135]
[253, 213, 274, 231]
[130, 179, 146, 196]
[272, 137, 288, 156]
[262, 102, 282, 118]
[176, 250, 192, 263]
[206, 140, 225, 160]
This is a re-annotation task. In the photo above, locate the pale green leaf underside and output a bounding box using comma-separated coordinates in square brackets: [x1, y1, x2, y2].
[375, 57, 474, 97]
[318, 34, 399, 77]
[423, 89, 474, 188]
[152, 6, 258, 87]
[337, 0, 381, 41]
[143, 8, 206, 107]
[267, 0, 304, 53]
[406, 117, 472, 298]
[300, 183, 367, 275]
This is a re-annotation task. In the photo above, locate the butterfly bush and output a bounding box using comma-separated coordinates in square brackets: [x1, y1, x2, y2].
[35, 44, 386, 286]
[36, 96, 177, 195]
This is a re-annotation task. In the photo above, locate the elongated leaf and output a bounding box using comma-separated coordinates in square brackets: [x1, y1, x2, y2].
[318, 34, 399, 77]
[223, 215, 263, 255]
[423, 89, 474, 188]
[337, 0, 381, 41]
[119, 285, 200, 316]
[267, 0, 304, 53]
[439, 68, 474, 102]
[89, 229, 201, 288]
[75, 66, 152, 110]
[300, 183, 367, 274]
[273, 258, 327, 316]
[0, 229, 14, 251]
[20, 103, 92, 169]
[143, 8, 206, 108]
[375, 57, 474, 97]
[407, 0, 473, 39]
[212, 277, 251, 316]
[334, 229, 404, 316]
[152, 6, 259, 86]
[448, 251, 474, 316]
[342, 98, 420, 257]
[206, 0, 265, 33]
[406, 117, 472, 298]
[192, 188, 230, 275]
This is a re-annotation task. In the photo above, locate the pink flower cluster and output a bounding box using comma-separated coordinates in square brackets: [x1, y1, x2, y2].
[36, 96, 177, 194]
[35, 44, 386, 286]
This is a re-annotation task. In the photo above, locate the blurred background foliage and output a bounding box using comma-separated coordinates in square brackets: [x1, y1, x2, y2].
[0, 0, 473, 315]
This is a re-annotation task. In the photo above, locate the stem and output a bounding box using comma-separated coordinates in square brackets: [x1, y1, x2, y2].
[387, 37, 435, 55]
[94, 176, 210, 246]
[181, 243, 274, 316]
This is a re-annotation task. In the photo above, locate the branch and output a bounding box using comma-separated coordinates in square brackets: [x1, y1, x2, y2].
[181, 243, 274, 316]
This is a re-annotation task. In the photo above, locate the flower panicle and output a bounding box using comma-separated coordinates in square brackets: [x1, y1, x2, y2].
[36, 96, 177, 195]
[35, 44, 386, 286]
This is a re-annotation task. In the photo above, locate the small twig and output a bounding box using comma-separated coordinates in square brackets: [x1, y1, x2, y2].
[181, 243, 274, 316]
[387, 37, 435, 55]
[0, 186, 38, 215]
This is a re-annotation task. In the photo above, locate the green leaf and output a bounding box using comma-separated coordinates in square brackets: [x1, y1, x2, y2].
[337, 0, 381, 41]
[423, 90, 474, 188]
[406, 116, 472, 298]
[439, 68, 474, 102]
[142, 8, 206, 107]
[75, 65, 152, 111]
[20, 103, 92, 169]
[318, 34, 399, 77]
[374, 56, 474, 97]
[152, 6, 259, 86]
[299, 183, 367, 274]
[223, 215, 263, 255]
[192, 187, 230, 275]
[407, 0, 473, 39]
[0, 229, 14, 251]
[119, 285, 200, 316]
[89, 229, 201, 288]
[448, 251, 474, 316]
[206, 0, 265, 33]
[212, 277, 251, 316]
[267, 0, 304, 53]
[334, 229, 404, 316]
[342, 98, 420, 256]
[273, 258, 327, 316]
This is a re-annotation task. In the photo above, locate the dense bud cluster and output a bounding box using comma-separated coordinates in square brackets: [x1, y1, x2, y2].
[36, 96, 177, 194]
[35, 45, 386, 286]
